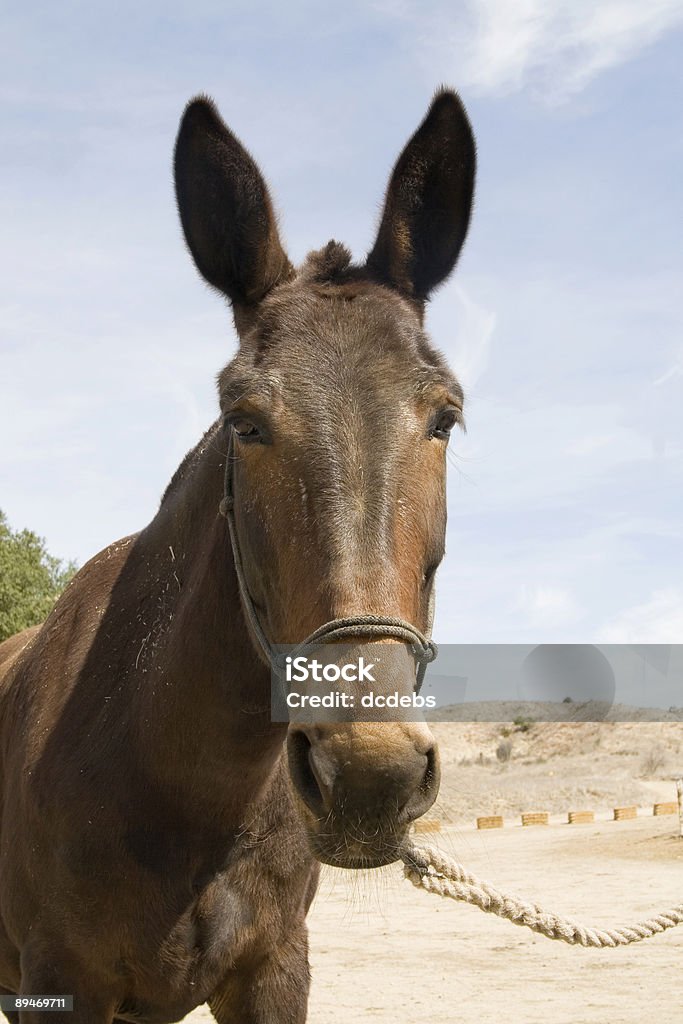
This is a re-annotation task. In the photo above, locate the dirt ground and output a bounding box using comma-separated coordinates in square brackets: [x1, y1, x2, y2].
[428, 719, 683, 823]
[185, 813, 683, 1024]
[183, 721, 683, 1024]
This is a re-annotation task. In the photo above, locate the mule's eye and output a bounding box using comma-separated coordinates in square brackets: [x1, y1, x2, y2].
[231, 418, 261, 443]
[430, 408, 458, 441]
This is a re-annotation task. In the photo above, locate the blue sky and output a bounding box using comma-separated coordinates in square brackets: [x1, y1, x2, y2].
[1, 1, 682, 644]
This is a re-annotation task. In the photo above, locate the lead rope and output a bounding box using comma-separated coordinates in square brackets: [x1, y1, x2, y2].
[399, 840, 683, 947]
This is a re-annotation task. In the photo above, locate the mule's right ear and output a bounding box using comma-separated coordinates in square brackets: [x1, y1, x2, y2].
[174, 97, 293, 307]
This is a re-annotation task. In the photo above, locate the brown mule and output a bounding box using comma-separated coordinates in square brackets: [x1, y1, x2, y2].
[0, 88, 475, 1023]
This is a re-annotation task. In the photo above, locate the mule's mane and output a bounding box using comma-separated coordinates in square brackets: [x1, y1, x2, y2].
[160, 420, 222, 506]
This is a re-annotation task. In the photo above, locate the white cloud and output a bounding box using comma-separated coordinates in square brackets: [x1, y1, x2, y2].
[563, 428, 651, 459]
[379, 0, 683, 101]
[653, 349, 683, 387]
[564, 433, 619, 457]
[448, 398, 658, 517]
[598, 588, 683, 642]
[433, 284, 496, 392]
[515, 583, 582, 628]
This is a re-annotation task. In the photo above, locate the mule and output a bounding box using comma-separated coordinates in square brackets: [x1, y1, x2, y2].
[0, 88, 475, 1023]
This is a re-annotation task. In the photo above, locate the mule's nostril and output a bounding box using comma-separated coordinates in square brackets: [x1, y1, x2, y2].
[420, 744, 438, 796]
[402, 742, 441, 825]
[287, 729, 326, 819]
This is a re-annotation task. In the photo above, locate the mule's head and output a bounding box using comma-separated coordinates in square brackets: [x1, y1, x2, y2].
[174, 90, 475, 867]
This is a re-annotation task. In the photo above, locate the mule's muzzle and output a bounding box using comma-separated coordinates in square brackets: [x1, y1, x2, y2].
[287, 722, 440, 868]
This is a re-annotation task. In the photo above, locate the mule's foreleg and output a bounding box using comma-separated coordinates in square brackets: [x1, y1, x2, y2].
[0, 985, 19, 1024]
[209, 927, 311, 1024]
[17, 949, 116, 1024]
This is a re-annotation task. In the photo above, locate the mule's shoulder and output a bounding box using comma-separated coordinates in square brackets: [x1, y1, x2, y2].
[0, 533, 140, 708]
[0, 625, 40, 666]
[56, 532, 140, 605]
[0, 525, 131, 702]
[0, 626, 41, 690]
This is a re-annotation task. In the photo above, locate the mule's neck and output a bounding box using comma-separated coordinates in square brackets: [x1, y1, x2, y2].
[132, 421, 285, 823]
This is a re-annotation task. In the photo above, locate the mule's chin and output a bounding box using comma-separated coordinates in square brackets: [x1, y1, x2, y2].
[305, 827, 408, 870]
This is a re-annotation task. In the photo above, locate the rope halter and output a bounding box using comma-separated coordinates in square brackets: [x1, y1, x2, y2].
[218, 424, 438, 694]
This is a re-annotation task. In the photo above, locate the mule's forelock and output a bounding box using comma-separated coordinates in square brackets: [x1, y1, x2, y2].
[300, 241, 353, 283]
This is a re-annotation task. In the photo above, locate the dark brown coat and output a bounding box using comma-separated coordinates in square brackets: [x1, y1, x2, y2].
[0, 89, 475, 1023]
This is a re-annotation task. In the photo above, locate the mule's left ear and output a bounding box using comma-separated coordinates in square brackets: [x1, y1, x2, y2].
[366, 89, 476, 302]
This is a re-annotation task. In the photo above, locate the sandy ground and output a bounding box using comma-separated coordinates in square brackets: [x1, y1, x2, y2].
[184, 811, 683, 1024]
[428, 720, 683, 822]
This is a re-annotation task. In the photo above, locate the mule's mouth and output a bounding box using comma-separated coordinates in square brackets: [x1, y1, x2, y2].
[303, 822, 409, 869]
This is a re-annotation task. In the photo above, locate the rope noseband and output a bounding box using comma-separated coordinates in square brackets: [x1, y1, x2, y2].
[219, 425, 437, 692]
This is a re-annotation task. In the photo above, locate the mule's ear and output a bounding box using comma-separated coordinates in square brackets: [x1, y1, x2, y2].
[366, 89, 476, 302]
[174, 97, 293, 306]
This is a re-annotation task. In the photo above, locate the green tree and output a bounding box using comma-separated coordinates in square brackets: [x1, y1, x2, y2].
[0, 510, 77, 642]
